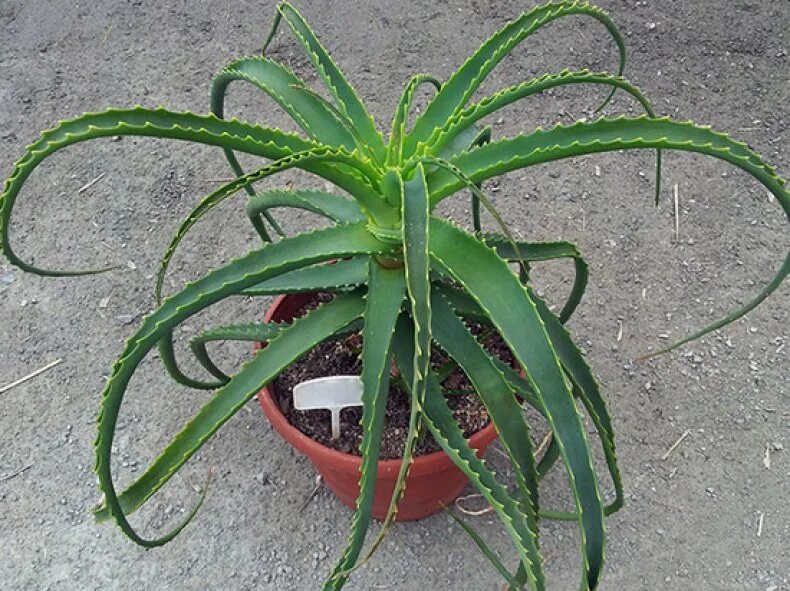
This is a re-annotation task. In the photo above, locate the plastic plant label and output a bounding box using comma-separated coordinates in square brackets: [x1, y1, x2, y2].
[292, 375, 363, 440]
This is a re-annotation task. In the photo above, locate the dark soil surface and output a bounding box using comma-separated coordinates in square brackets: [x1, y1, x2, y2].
[1, 1, 787, 590]
[272, 292, 496, 459]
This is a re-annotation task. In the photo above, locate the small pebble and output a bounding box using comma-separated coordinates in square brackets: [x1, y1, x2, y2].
[116, 313, 138, 325]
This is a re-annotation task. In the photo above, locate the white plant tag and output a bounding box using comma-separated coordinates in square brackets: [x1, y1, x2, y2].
[292, 375, 363, 440]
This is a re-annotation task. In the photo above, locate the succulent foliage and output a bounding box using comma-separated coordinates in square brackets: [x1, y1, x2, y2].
[2, 2, 787, 589]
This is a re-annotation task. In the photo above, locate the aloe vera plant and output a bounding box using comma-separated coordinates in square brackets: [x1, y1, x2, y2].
[2, 2, 788, 589]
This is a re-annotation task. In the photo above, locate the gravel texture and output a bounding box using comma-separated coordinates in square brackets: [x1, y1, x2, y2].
[0, 1, 788, 590]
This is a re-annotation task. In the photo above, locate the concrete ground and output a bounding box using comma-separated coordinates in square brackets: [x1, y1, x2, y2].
[0, 1, 787, 589]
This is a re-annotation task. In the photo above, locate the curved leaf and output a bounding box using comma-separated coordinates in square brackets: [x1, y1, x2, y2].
[430, 218, 605, 589]
[423, 69, 662, 204]
[189, 321, 287, 384]
[469, 127, 492, 233]
[530, 292, 622, 522]
[243, 256, 369, 296]
[483, 236, 588, 323]
[246, 188, 364, 241]
[95, 292, 365, 524]
[444, 507, 520, 587]
[93, 222, 390, 545]
[392, 317, 544, 591]
[431, 290, 544, 587]
[162, 257, 370, 390]
[426, 70, 653, 154]
[436, 269, 622, 522]
[406, 1, 626, 154]
[270, 2, 386, 163]
[365, 164, 432, 550]
[157, 333, 225, 391]
[390, 165, 432, 520]
[418, 155, 530, 284]
[434, 117, 790, 351]
[387, 74, 443, 166]
[0, 107, 316, 276]
[210, 55, 362, 236]
[154, 147, 384, 303]
[326, 261, 405, 590]
[211, 56, 357, 150]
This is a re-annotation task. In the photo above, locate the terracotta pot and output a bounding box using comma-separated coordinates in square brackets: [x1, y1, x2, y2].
[256, 292, 499, 521]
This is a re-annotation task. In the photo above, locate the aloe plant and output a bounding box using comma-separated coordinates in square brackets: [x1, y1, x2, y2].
[2, 2, 787, 589]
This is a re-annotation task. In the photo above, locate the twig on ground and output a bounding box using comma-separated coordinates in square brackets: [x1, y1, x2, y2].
[1, 358, 63, 394]
[673, 182, 680, 243]
[455, 493, 493, 516]
[763, 443, 771, 469]
[490, 444, 510, 461]
[0, 464, 32, 483]
[299, 474, 323, 511]
[77, 172, 105, 194]
[534, 432, 553, 459]
[757, 512, 764, 537]
[661, 429, 690, 460]
[100, 24, 114, 46]
[371, 582, 403, 589]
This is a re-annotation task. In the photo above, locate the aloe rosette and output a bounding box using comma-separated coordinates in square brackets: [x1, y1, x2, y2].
[1, 2, 787, 589]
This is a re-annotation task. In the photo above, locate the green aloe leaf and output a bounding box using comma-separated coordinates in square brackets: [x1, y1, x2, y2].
[95, 292, 365, 526]
[186, 316, 362, 389]
[467, 126, 492, 233]
[530, 293, 622, 521]
[210, 55, 362, 235]
[434, 116, 789, 352]
[93, 222, 390, 545]
[431, 290, 543, 587]
[433, 123, 490, 164]
[246, 188, 364, 241]
[0, 107, 316, 276]
[444, 506, 519, 587]
[406, 1, 626, 154]
[392, 316, 544, 591]
[359, 164, 433, 558]
[435, 279, 623, 522]
[387, 74, 443, 166]
[403, 165, 432, 409]
[482, 236, 589, 324]
[161, 257, 370, 390]
[211, 56, 357, 150]
[423, 69, 662, 204]
[426, 70, 651, 153]
[153, 147, 384, 303]
[430, 218, 605, 589]
[189, 321, 287, 384]
[243, 256, 369, 296]
[157, 331, 228, 391]
[384, 164, 432, 526]
[326, 261, 405, 590]
[269, 2, 386, 163]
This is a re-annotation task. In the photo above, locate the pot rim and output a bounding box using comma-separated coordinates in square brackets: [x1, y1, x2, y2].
[255, 293, 499, 474]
